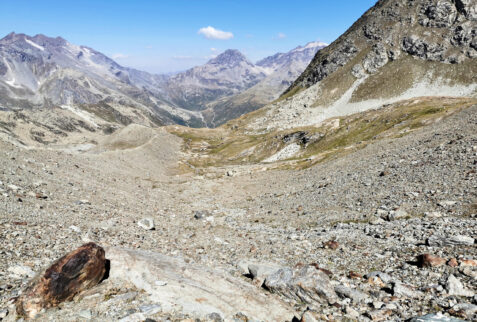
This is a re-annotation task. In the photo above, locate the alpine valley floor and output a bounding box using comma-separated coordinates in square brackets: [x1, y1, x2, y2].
[0, 99, 476, 321]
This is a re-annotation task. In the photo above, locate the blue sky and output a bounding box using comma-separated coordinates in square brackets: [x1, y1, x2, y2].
[0, 0, 377, 73]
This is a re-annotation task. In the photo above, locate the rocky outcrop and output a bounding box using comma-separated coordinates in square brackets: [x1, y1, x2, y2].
[401, 36, 447, 61]
[418, 0, 458, 28]
[264, 265, 338, 305]
[106, 247, 296, 321]
[363, 43, 389, 73]
[286, 0, 477, 93]
[296, 40, 357, 87]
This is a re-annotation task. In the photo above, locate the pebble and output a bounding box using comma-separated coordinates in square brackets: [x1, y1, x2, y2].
[78, 309, 92, 319]
[335, 285, 370, 303]
[137, 218, 155, 230]
[0, 309, 8, 319]
[118, 312, 146, 322]
[154, 280, 167, 286]
[446, 275, 474, 297]
[139, 304, 162, 315]
[427, 235, 474, 246]
[409, 313, 462, 321]
[69, 225, 82, 233]
[392, 282, 421, 298]
[7, 265, 36, 278]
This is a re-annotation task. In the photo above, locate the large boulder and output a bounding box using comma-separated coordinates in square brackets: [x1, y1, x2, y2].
[264, 265, 338, 305]
[16, 243, 107, 319]
[419, 0, 457, 28]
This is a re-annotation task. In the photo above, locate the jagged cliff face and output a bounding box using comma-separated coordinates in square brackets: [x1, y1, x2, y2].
[289, 0, 476, 91]
[239, 0, 477, 132]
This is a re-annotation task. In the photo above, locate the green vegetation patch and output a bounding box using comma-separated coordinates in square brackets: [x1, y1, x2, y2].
[168, 97, 477, 171]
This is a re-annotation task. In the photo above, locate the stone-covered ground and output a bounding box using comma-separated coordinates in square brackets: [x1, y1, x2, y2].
[0, 106, 476, 320]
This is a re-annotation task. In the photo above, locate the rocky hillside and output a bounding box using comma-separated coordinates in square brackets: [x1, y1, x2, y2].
[0, 32, 204, 127]
[201, 42, 326, 127]
[239, 0, 477, 132]
[164, 50, 268, 111]
[0, 33, 326, 130]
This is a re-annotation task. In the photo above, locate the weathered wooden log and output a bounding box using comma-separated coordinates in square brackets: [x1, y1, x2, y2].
[16, 242, 106, 319]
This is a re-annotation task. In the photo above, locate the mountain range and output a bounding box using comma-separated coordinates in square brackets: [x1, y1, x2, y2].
[0, 32, 325, 128]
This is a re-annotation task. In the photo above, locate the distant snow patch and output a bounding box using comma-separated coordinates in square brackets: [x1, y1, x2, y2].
[25, 38, 45, 51]
[2, 58, 22, 88]
[264, 143, 301, 163]
[5, 78, 22, 88]
[60, 105, 98, 127]
[292, 41, 328, 53]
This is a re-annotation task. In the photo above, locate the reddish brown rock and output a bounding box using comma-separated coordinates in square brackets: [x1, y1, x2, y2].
[323, 240, 339, 250]
[460, 259, 477, 267]
[309, 263, 333, 277]
[16, 243, 106, 319]
[417, 254, 446, 268]
[35, 193, 47, 200]
[348, 271, 363, 279]
[367, 276, 385, 288]
[448, 258, 458, 267]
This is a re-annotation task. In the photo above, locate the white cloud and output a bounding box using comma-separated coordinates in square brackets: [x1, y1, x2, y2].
[198, 26, 233, 40]
[112, 53, 129, 60]
[210, 47, 217, 52]
[277, 32, 286, 39]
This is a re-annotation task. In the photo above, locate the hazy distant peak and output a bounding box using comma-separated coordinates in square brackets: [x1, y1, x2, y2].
[0, 32, 66, 47]
[208, 49, 251, 66]
[290, 41, 328, 53]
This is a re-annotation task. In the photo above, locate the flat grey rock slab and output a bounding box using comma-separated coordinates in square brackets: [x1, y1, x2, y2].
[106, 247, 296, 321]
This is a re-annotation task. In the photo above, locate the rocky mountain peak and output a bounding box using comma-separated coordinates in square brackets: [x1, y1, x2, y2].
[290, 41, 328, 53]
[208, 49, 251, 66]
[0, 32, 67, 48]
[30, 33, 67, 47]
[256, 41, 327, 70]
